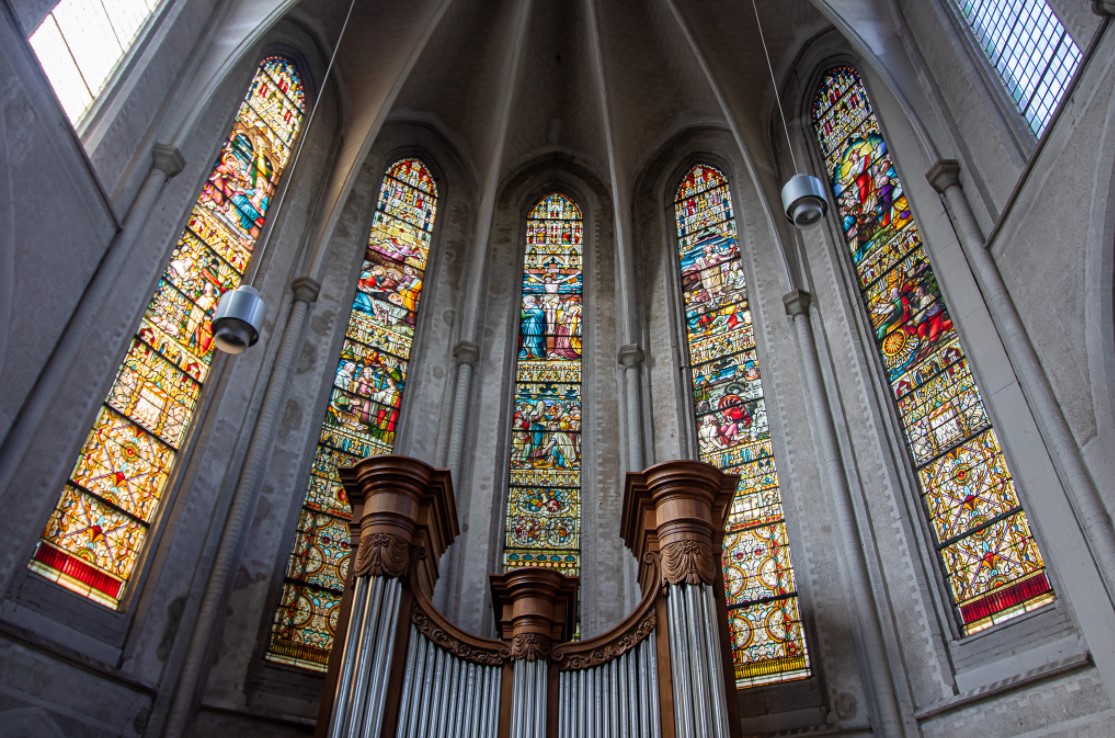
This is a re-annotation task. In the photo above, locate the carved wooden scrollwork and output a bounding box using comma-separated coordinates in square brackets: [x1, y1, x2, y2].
[410, 600, 511, 666]
[353, 531, 411, 578]
[660, 538, 717, 587]
[553, 612, 656, 670]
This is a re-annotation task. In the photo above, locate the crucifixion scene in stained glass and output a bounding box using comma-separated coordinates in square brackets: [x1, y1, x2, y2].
[503, 193, 584, 576]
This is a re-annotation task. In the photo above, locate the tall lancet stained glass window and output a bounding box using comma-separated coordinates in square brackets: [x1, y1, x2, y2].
[675, 165, 811, 688]
[503, 193, 584, 575]
[29, 57, 304, 608]
[812, 66, 1053, 634]
[266, 158, 438, 671]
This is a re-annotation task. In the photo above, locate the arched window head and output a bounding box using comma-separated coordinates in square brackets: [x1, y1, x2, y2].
[28, 56, 305, 609]
[674, 165, 811, 688]
[812, 66, 1054, 634]
[503, 193, 584, 576]
[29, 0, 166, 124]
[948, 0, 1080, 136]
[266, 158, 438, 671]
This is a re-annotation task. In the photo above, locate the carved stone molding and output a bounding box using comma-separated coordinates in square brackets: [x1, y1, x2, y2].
[411, 606, 511, 666]
[353, 532, 411, 578]
[511, 632, 553, 662]
[660, 539, 717, 587]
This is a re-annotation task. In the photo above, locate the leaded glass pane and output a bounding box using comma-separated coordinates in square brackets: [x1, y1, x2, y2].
[265, 158, 438, 671]
[503, 193, 584, 577]
[950, 0, 1080, 136]
[29, 0, 163, 124]
[674, 165, 811, 688]
[811, 66, 1054, 634]
[30, 57, 305, 609]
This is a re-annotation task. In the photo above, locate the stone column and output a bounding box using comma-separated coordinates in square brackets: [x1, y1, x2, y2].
[783, 290, 909, 737]
[0, 144, 184, 495]
[926, 160, 1115, 590]
[619, 344, 646, 470]
[490, 568, 578, 738]
[161, 276, 320, 738]
[444, 341, 481, 473]
[623, 461, 741, 738]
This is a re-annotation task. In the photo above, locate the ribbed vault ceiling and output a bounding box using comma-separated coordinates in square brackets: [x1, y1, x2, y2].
[310, 0, 831, 185]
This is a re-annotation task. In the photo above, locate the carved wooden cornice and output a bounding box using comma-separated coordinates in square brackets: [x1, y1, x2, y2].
[491, 568, 579, 663]
[622, 460, 737, 593]
[411, 607, 511, 666]
[552, 553, 660, 671]
[338, 454, 458, 592]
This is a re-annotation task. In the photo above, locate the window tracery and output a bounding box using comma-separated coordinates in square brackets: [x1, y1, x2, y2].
[502, 193, 584, 576]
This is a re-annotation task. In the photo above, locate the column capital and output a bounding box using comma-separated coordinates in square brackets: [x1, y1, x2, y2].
[618, 344, 645, 367]
[453, 341, 480, 365]
[290, 276, 321, 303]
[339, 455, 458, 593]
[1094, 1, 1115, 17]
[783, 289, 813, 317]
[926, 159, 963, 194]
[490, 568, 579, 661]
[151, 144, 186, 178]
[622, 461, 736, 589]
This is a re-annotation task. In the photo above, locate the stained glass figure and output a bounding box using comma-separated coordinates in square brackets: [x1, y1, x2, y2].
[812, 66, 1053, 634]
[30, 57, 304, 608]
[503, 194, 584, 576]
[950, 0, 1080, 136]
[675, 165, 811, 688]
[265, 158, 438, 671]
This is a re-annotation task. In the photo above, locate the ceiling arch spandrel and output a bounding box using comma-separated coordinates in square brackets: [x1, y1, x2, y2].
[499, 0, 608, 172]
[388, 0, 523, 171]
[586, 0, 723, 180]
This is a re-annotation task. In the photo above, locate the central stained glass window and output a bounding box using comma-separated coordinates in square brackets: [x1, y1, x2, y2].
[502, 193, 584, 575]
[29, 56, 304, 608]
[812, 66, 1054, 634]
[265, 158, 438, 671]
[674, 165, 811, 688]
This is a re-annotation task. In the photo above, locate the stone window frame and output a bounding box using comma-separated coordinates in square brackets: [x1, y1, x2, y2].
[797, 55, 1077, 685]
[0, 43, 318, 664]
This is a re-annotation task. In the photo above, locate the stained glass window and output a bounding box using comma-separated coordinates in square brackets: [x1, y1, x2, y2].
[29, 0, 164, 124]
[265, 158, 438, 671]
[950, 0, 1080, 136]
[29, 57, 305, 608]
[674, 165, 811, 688]
[502, 194, 584, 576]
[812, 66, 1054, 634]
